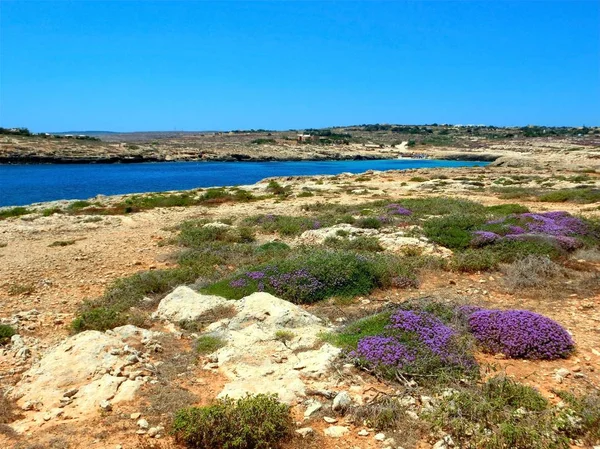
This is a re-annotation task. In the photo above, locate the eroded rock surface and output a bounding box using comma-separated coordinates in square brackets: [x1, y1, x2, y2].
[157, 291, 341, 404]
[10, 325, 160, 430]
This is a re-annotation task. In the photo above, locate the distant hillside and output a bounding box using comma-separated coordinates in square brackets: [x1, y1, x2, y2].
[52, 131, 118, 136]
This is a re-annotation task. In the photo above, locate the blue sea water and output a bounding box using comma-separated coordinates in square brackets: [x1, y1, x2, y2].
[0, 159, 487, 207]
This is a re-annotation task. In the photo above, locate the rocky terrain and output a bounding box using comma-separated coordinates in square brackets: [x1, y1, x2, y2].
[1, 152, 600, 449]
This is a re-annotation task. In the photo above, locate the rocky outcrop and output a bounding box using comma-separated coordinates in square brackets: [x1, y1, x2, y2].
[10, 325, 161, 430]
[296, 224, 453, 257]
[155, 291, 341, 404]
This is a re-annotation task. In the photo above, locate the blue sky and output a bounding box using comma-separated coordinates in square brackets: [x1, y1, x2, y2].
[1, 1, 598, 132]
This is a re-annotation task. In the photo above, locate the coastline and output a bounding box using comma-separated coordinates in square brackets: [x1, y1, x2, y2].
[0, 151, 500, 165]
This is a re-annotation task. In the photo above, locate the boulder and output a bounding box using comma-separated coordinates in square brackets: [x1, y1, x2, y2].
[153, 286, 229, 322]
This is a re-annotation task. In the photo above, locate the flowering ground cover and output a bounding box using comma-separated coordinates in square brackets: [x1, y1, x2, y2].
[472, 211, 594, 251]
[326, 301, 478, 380]
[464, 308, 574, 359]
[202, 250, 420, 303]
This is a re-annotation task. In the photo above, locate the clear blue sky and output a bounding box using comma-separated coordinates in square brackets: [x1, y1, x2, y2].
[1, 1, 598, 132]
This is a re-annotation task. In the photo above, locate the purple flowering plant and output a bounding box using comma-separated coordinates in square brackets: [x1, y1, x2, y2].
[466, 309, 574, 359]
[472, 211, 591, 250]
[344, 304, 478, 380]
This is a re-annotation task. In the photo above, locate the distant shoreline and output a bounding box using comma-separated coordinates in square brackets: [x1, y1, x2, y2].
[0, 153, 499, 165]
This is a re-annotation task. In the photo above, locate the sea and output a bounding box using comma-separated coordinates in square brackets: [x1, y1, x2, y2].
[0, 159, 487, 207]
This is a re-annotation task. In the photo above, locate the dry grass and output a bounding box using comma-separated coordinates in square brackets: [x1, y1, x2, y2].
[502, 255, 567, 291]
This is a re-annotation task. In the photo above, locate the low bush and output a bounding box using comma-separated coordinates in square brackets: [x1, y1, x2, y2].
[203, 250, 417, 304]
[539, 187, 600, 204]
[244, 214, 322, 236]
[324, 236, 384, 252]
[327, 301, 477, 382]
[178, 222, 255, 247]
[71, 268, 196, 332]
[426, 376, 569, 449]
[266, 180, 290, 196]
[466, 309, 574, 359]
[0, 324, 16, 345]
[0, 207, 31, 220]
[172, 394, 294, 449]
[503, 255, 566, 290]
[555, 390, 600, 445]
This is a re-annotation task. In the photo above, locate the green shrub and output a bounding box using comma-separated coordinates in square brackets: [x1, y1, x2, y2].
[426, 376, 569, 449]
[196, 335, 226, 355]
[450, 239, 563, 272]
[555, 391, 600, 445]
[0, 324, 16, 345]
[423, 213, 487, 249]
[244, 215, 321, 236]
[71, 268, 195, 332]
[266, 180, 290, 196]
[357, 216, 383, 229]
[178, 222, 255, 247]
[172, 394, 293, 449]
[539, 188, 600, 204]
[203, 250, 417, 304]
[324, 236, 384, 252]
[0, 207, 31, 220]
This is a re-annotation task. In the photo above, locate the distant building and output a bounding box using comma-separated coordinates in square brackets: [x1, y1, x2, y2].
[297, 134, 315, 143]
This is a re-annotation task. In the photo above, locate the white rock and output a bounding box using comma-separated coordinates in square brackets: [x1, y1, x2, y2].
[323, 416, 337, 423]
[153, 286, 229, 323]
[358, 429, 369, 436]
[304, 400, 322, 417]
[137, 418, 149, 429]
[324, 426, 349, 438]
[99, 400, 112, 411]
[375, 432, 386, 441]
[296, 427, 314, 438]
[332, 391, 352, 411]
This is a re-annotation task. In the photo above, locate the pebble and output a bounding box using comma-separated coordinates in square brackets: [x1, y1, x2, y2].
[323, 416, 337, 424]
[137, 418, 149, 429]
[358, 429, 369, 436]
[375, 433, 386, 441]
[296, 427, 314, 438]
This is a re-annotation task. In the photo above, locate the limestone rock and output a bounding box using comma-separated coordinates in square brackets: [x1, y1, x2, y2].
[332, 391, 351, 411]
[324, 426, 349, 438]
[153, 286, 228, 323]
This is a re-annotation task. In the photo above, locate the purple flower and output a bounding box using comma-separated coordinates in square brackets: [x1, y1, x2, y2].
[472, 231, 501, 246]
[229, 278, 248, 288]
[388, 311, 457, 362]
[246, 271, 266, 280]
[472, 211, 589, 250]
[467, 309, 574, 360]
[350, 336, 416, 368]
[507, 225, 525, 235]
[387, 204, 412, 216]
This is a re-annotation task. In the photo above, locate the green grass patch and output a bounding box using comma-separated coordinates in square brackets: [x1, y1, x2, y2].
[196, 335, 226, 355]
